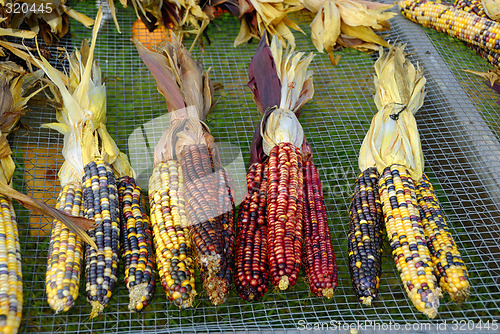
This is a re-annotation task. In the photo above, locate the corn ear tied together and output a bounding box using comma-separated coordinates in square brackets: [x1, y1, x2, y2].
[399, 0, 500, 54]
[348, 167, 383, 306]
[235, 163, 269, 301]
[149, 161, 197, 308]
[83, 159, 121, 318]
[416, 175, 470, 303]
[118, 176, 155, 312]
[46, 183, 84, 313]
[0, 195, 22, 334]
[380, 165, 441, 318]
[266, 143, 304, 291]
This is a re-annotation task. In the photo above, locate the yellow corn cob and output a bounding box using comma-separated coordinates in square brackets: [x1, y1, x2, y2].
[45, 183, 84, 313]
[379, 165, 441, 318]
[149, 161, 197, 308]
[399, 0, 500, 54]
[0, 195, 22, 334]
[416, 174, 470, 303]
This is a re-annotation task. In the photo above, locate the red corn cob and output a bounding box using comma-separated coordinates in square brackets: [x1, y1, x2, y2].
[267, 142, 304, 290]
[235, 162, 269, 301]
[302, 161, 338, 298]
[181, 143, 235, 304]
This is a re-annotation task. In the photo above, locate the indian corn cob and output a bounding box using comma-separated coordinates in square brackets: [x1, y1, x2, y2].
[454, 0, 486, 16]
[450, 1, 500, 68]
[45, 183, 84, 313]
[194, 165, 235, 305]
[83, 159, 120, 318]
[302, 159, 338, 298]
[248, 35, 333, 292]
[135, 32, 235, 305]
[379, 165, 440, 318]
[347, 167, 383, 306]
[266, 142, 304, 290]
[359, 45, 442, 318]
[415, 175, 470, 303]
[118, 176, 156, 311]
[235, 162, 269, 301]
[470, 43, 500, 68]
[0, 195, 22, 334]
[149, 160, 197, 308]
[35, 10, 125, 318]
[180, 144, 235, 305]
[399, 0, 500, 53]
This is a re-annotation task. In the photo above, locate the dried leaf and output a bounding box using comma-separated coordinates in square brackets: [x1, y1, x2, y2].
[0, 181, 98, 248]
[0, 77, 14, 119]
[0, 27, 38, 39]
[133, 38, 186, 112]
[340, 22, 389, 48]
[248, 34, 281, 114]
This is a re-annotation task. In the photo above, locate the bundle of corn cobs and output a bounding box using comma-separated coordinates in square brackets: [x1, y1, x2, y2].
[134, 31, 235, 306]
[0, 58, 102, 333]
[347, 45, 470, 318]
[399, 0, 500, 69]
[34, 9, 157, 317]
[234, 35, 338, 301]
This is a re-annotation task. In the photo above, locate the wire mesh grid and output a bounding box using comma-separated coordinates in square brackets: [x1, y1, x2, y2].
[8, 1, 500, 333]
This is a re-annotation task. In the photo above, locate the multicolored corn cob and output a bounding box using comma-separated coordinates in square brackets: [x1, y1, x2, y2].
[235, 163, 269, 301]
[181, 144, 235, 305]
[451, 0, 500, 68]
[348, 167, 384, 306]
[0, 195, 22, 334]
[46, 183, 84, 313]
[415, 174, 470, 303]
[149, 161, 197, 308]
[118, 176, 155, 312]
[302, 161, 337, 298]
[379, 165, 441, 318]
[399, 0, 500, 53]
[83, 159, 121, 318]
[469, 44, 500, 68]
[267, 142, 304, 291]
[454, 0, 486, 17]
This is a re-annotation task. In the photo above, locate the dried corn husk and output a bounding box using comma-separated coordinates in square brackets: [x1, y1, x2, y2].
[133, 32, 215, 162]
[31, 9, 133, 187]
[482, 0, 500, 20]
[0, 0, 93, 45]
[302, 0, 394, 64]
[0, 60, 97, 245]
[252, 35, 313, 155]
[234, 0, 304, 47]
[359, 45, 426, 180]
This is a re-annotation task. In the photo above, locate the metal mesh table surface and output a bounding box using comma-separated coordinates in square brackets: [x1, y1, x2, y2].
[10, 1, 500, 333]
